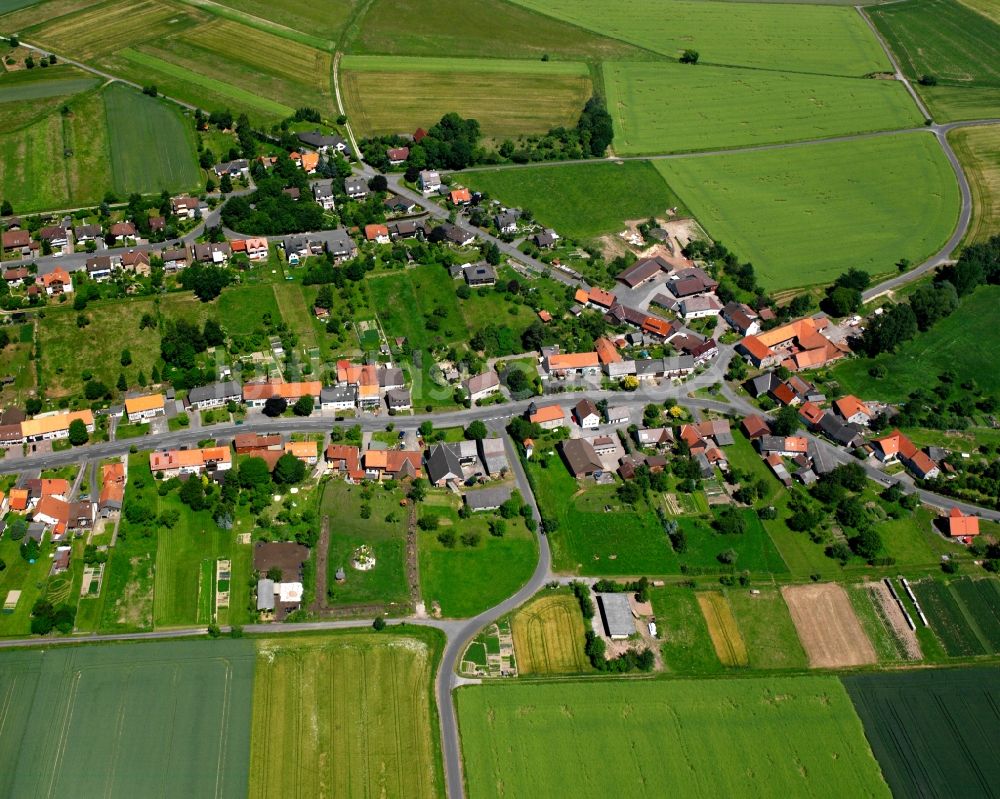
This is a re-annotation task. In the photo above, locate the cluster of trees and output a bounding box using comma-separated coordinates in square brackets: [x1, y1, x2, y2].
[490, 95, 615, 164]
[30, 599, 76, 635]
[592, 576, 650, 603]
[617, 464, 670, 504]
[822, 268, 870, 317]
[222, 172, 325, 235]
[178, 263, 234, 302]
[584, 631, 655, 672]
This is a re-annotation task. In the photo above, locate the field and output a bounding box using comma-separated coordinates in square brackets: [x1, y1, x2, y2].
[347, 0, 648, 61]
[869, 0, 1000, 120]
[418, 493, 538, 617]
[697, 590, 749, 666]
[782, 583, 876, 668]
[458, 677, 890, 798]
[656, 132, 961, 290]
[211, 0, 359, 42]
[510, 591, 589, 674]
[649, 585, 723, 673]
[604, 61, 922, 155]
[847, 582, 921, 662]
[464, 161, 685, 240]
[844, 668, 1000, 798]
[341, 56, 592, 139]
[248, 632, 442, 799]
[322, 480, 410, 608]
[727, 587, 808, 670]
[508, 0, 890, 74]
[674, 507, 788, 575]
[949, 124, 1000, 245]
[103, 82, 200, 195]
[912, 578, 989, 656]
[833, 285, 1000, 401]
[0, 640, 253, 799]
[0, 65, 98, 130]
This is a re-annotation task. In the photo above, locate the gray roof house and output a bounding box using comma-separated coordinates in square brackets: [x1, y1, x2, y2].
[464, 485, 513, 512]
[317, 228, 357, 260]
[386, 388, 411, 410]
[597, 593, 634, 639]
[257, 578, 275, 611]
[477, 437, 508, 475]
[425, 443, 464, 486]
[344, 176, 369, 199]
[186, 381, 242, 409]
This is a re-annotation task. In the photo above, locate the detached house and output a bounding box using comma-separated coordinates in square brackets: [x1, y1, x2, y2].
[344, 176, 369, 199]
[39, 225, 69, 248]
[312, 181, 336, 210]
[38, 268, 73, 295]
[387, 146, 409, 165]
[171, 196, 199, 219]
[833, 395, 874, 426]
[124, 393, 165, 422]
[574, 399, 601, 429]
[528, 403, 566, 430]
[364, 224, 390, 244]
[419, 170, 441, 194]
[121, 250, 151, 275]
[872, 429, 940, 480]
[109, 222, 136, 242]
[463, 370, 500, 403]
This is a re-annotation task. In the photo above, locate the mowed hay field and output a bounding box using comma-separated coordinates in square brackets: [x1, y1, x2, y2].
[697, 591, 749, 667]
[844, 668, 1000, 798]
[869, 0, 1000, 120]
[0, 65, 98, 131]
[341, 56, 591, 139]
[604, 61, 922, 155]
[104, 82, 200, 195]
[249, 633, 442, 799]
[950, 123, 1000, 244]
[508, 0, 890, 75]
[511, 592, 589, 674]
[656, 132, 961, 290]
[0, 641, 254, 799]
[211, 0, 360, 41]
[782, 583, 876, 668]
[458, 678, 891, 799]
[464, 161, 684, 239]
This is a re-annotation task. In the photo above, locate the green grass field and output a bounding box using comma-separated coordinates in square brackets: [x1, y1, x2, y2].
[0, 640, 253, 799]
[418, 494, 538, 617]
[649, 585, 724, 674]
[0, 66, 98, 131]
[322, 480, 410, 608]
[508, 0, 890, 75]
[656, 132, 961, 290]
[604, 61, 922, 155]
[464, 160, 684, 239]
[726, 586, 808, 669]
[844, 668, 1000, 798]
[949, 123, 1000, 245]
[347, 0, 649, 61]
[249, 632, 443, 799]
[103, 82, 200, 195]
[458, 677, 890, 798]
[674, 508, 789, 575]
[209, 0, 359, 42]
[833, 285, 1000, 401]
[869, 0, 1000, 121]
[342, 56, 592, 138]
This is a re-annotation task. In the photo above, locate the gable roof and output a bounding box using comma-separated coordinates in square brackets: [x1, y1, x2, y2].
[947, 507, 980, 537]
[834, 395, 872, 420]
[560, 438, 603, 476]
[529, 404, 565, 424]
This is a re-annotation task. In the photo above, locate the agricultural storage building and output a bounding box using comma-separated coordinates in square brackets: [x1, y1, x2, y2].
[256, 579, 275, 612]
[597, 592, 634, 639]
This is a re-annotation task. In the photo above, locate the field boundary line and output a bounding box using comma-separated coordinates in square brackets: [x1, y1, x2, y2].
[855, 5, 931, 119]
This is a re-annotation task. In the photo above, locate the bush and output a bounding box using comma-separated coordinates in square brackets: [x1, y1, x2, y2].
[372, 616, 386, 631]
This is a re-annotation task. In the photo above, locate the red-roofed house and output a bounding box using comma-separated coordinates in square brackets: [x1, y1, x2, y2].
[946, 507, 980, 539]
[364, 224, 390, 244]
[798, 401, 824, 428]
[449, 188, 472, 206]
[833, 395, 873, 426]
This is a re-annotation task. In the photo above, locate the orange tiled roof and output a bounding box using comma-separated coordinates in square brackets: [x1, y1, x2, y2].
[834, 395, 871, 420]
[529, 405, 565, 424]
[595, 337, 622, 365]
[738, 335, 772, 361]
[285, 441, 318, 459]
[548, 352, 599, 370]
[947, 507, 980, 537]
[124, 393, 164, 414]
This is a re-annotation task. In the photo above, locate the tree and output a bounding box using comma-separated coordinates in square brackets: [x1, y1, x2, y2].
[68, 418, 89, 446]
[266, 566, 283, 581]
[862, 302, 918, 355]
[372, 616, 386, 631]
[262, 396, 287, 417]
[910, 279, 959, 331]
[0, 200, 11, 216]
[465, 420, 487, 440]
[418, 420, 434, 439]
[850, 527, 883, 561]
[120, 348, 132, 366]
[220, 173, 233, 194]
[713, 506, 747, 535]
[679, 49, 699, 64]
[274, 452, 306, 484]
[408, 478, 428, 503]
[368, 175, 388, 192]
[239, 457, 272, 489]
[576, 96, 614, 157]
[293, 395, 314, 416]
[771, 404, 801, 436]
[116, 372, 127, 392]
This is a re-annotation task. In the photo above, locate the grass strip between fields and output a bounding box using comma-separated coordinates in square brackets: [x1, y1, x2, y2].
[341, 54, 590, 75]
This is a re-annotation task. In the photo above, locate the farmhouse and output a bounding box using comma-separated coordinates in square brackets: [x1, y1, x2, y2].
[722, 302, 760, 336]
[31, 496, 95, 539]
[124, 393, 165, 422]
[560, 438, 603, 478]
[616, 256, 669, 288]
[665, 267, 718, 297]
[325, 444, 364, 481]
[674, 294, 723, 320]
[757, 435, 809, 458]
[833, 395, 873, 426]
[425, 443, 467, 486]
[363, 449, 422, 481]
[741, 415, 770, 440]
[738, 316, 848, 371]
[872, 430, 940, 480]
[798, 401, 825, 428]
[543, 352, 600, 380]
[386, 388, 411, 410]
[597, 592, 634, 639]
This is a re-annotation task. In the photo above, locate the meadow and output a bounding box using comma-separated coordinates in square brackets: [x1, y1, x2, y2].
[464, 160, 684, 239]
[844, 668, 1000, 798]
[869, 0, 1000, 120]
[0, 66, 97, 130]
[507, 0, 890, 75]
[0, 640, 254, 799]
[674, 508, 788, 575]
[248, 632, 443, 799]
[321, 480, 410, 608]
[341, 56, 592, 138]
[656, 132, 960, 290]
[510, 591, 590, 674]
[726, 586, 808, 670]
[949, 123, 1000, 245]
[649, 585, 724, 673]
[458, 677, 890, 798]
[833, 285, 1000, 401]
[104, 82, 200, 195]
[418, 492, 537, 617]
[209, 0, 359, 43]
[604, 61, 922, 155]
[347, 0, 649, 61]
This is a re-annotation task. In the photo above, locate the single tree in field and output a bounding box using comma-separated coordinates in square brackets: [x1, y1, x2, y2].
[680, 49, 699, 64]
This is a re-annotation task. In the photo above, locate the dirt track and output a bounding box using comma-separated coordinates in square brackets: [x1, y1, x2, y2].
[782, 583, 876, 668]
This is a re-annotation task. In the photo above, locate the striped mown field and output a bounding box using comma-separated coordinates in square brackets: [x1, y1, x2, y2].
[511, 592, 590, 674]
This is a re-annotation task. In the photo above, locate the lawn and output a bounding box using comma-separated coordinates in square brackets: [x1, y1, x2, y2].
[0, 535, 56, 636]
[458, 677, 890, 798]
[604, 61, 922, 155]
[510, 590, 590, 674]
[248, 631, 443, 799]
[648, 584, 723, 674]
[672, 507, 789, 575]
[0, 640, 253, 799]
[464, 160, 684, 240]
[341, 55, 592, 139]
[656, 132, 961, 290]
[844, 668, 1000, 798]
[726, 586, 808, 670]
[418, 493, 537, 617]
[949, 123, 1000, 245]
[832, 285, 1000, 401]
[347, 0, 649, 61]
[508, 0, 890, 75]
[103, 81, 200, 195]
[869, 0, 1000, 121]
[322, 479, 410, 608]
[217, 282, 281, 337]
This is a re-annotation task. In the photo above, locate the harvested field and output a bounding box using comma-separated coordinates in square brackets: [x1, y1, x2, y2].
[782, 583, 876, 668]
[697, 591, 748, 667]
[511, 592, 589, 674]
[845, 668, 1000, 798]
[249, 632, 442, 799]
